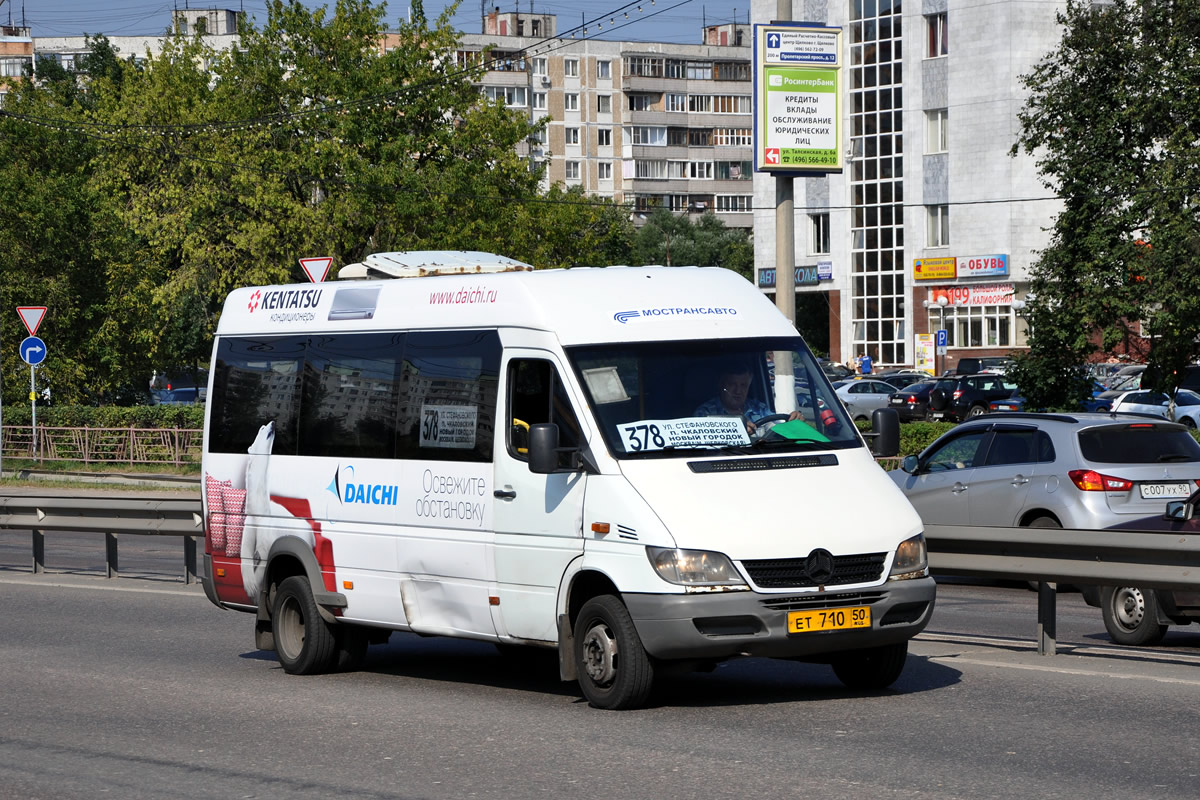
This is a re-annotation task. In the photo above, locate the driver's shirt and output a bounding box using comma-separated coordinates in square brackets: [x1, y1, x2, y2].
[694, 396, 774, 423]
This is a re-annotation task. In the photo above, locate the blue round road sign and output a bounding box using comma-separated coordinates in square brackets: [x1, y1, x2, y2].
[20, 335, 46, 366]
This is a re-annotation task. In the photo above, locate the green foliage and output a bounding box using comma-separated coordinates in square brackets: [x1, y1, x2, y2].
[630, 208, 753, 278]
[1013, 0, 1200, 403]
[0, 1, 636, 407]
[3, 405, 204, 429]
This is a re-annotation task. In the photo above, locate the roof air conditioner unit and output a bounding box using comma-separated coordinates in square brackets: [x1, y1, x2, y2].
[541, 76, 551, 86]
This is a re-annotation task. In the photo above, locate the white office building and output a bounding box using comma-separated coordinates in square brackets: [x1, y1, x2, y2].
[751, 0, 1067, 370]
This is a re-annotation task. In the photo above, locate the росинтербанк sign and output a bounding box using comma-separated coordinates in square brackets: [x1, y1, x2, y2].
[754, 23, 843, 173]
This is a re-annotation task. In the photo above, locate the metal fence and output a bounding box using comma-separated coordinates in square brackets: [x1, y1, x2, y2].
[0, 425, 202, 467]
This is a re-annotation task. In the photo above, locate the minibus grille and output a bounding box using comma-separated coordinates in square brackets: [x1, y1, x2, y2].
[758, 590, 887, 611]
[740, 553, 886, 589]
[688, 454, 839, 473]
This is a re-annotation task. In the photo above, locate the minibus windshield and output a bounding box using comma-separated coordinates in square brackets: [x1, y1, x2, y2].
[568, 337, 861, 459]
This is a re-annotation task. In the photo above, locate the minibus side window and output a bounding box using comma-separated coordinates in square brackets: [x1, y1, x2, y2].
[300, 333, 405, 460]
[396, 330, 501, 463]
[209, 336, 305, 455]
[507, 359, 583, 467]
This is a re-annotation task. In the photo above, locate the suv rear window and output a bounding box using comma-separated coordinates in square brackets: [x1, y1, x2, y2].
[1077, 424, 1200, 464]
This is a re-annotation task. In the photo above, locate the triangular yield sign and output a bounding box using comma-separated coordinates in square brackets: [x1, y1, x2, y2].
[299, 257, 333, 283]
[17, 306, 47, 336]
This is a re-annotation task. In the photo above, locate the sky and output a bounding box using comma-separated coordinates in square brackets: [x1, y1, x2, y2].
[10, 0, 750, 44]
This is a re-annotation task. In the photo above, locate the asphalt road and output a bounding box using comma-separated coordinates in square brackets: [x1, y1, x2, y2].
[2, 535, 1200, 799]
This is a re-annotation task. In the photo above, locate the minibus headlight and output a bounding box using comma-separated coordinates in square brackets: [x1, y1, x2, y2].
[889, 533, 928, 580]
[646, 547, 746, 587]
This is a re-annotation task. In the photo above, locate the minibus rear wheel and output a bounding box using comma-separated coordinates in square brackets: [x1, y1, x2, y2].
[273, 576, 339, 675]
[574, 595, 654, 710]
[831, 641, 908, 690]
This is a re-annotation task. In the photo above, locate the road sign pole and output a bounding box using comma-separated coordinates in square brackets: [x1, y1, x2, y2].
[29, 366, 36, 461]
[772, 0, 797, 414]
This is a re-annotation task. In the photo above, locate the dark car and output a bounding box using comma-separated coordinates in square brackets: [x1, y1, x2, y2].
[1083, 489, 1200, 645]
[879, 371, 934, 391]
[927, 373, 1019, 422]
[989, 381, 1112, 414]
[888, 380, 937, 422]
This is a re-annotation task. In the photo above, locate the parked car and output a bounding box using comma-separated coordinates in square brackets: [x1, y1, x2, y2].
[953, 356, 1014, 375]
[926, 374, 1019, 422]
[832, 378, 897, 421]
[1081, 489, 1200, 645]
[888, 380, 938, 422]
[988, 381, 1112, 414]
[1108, 389, 1200, 427]
[819, 359, 854, 381]
[889, 413, 1200, 533]
[151, 387, 204, 405]
[879, 371, 933, 391]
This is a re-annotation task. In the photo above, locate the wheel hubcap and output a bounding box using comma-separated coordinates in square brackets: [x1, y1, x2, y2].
[277, 596, 305, 660]
[1113, 587, 1146, 629]
[580, 622, 619, 686]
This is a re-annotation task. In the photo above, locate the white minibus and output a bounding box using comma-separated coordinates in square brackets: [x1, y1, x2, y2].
[200, 251, 935, 709]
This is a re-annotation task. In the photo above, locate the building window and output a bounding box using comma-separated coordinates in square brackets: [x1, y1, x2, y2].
[712, 95, 752, 114]
[713, 61, 751, 81]
[628, 94, 654, 112]
[597, 94, 612, 114]
[926, 109, 948, 153]
[810, 213, 831, 254]
[666, 59, 686, 79]
[483, 86, 528, 107]
[715, 195, 752, 213]
[635, 160, 668, 179]
[597, 60, 611, 79]
[665, 93, 686, 112]
[598, 162, 613, 180]
[667, 160, 688, 179]
[629, 126, 667, 146]
[564, 58, 579, 77]
[566, 127, 580, 145]
[927, 13, 948, 57]
[532, 57, 547, 76]
[565, 93, 579, 111]
[688, 95, 713, 113]
[712, 128, 752, 146]
[928, 205, 950, 248]
[686, 61, 713, 80]
[565, 161, 581, 180]
[939, 306, 1016, 348]
[688, 161, 713, 179]
[533, 92, 547, 110]
[624, 56, 663, 77]
[597, 128, 612, 147]
[688, 129, 714, 147]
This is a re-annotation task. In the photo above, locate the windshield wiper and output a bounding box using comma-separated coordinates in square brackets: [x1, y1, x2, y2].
[1157, 453, 1194, 462]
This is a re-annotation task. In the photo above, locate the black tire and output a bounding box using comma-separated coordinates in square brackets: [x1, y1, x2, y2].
[1183, 416, 1198, 430]
[966, 404, 987, 418]
[574, 595, 655, 710]
[831, 641, 908, 690]
[929, 388, 950, 411]
[1101, 585, 1168, 646]
[272, 576, 339, 675]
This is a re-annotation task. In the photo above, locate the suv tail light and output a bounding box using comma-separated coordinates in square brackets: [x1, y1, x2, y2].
[1068, 469, 1133, 492]
[952, 389, 964, 400]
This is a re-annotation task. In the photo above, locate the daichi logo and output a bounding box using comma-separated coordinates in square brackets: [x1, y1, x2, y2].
[247, 290, 262, 313]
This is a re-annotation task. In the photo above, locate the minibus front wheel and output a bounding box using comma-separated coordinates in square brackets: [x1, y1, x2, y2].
[273, 576, 339, 674]
[574, 595, 654, 710]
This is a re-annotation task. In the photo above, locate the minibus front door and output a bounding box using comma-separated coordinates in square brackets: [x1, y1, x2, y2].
[492, 354, 588, 642]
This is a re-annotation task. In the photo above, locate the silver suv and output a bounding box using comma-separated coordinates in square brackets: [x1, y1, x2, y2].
[889, 412, 1200, 530]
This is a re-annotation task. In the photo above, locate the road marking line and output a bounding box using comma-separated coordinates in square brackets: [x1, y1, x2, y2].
[926, 655, 1200, 686]
[0, 575, 200, 596]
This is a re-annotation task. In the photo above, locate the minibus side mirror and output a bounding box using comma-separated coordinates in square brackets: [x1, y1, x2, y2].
[528, 423, 560, 474]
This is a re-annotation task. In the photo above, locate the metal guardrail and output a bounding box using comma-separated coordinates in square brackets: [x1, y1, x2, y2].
[0, 495, 204, 583]
[925, 522, 1200, 655]
[1, 425, 202, 466]
[3, 495, 1199, 656]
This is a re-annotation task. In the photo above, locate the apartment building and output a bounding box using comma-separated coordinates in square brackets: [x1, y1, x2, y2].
[751, 0, 1067, 371]
[0, 24, 33, 105]
[434, 10, 756, 230]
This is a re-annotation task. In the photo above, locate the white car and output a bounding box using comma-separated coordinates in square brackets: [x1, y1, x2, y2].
[1109, 389, 1200, 428]
[833, 378, 898, 421]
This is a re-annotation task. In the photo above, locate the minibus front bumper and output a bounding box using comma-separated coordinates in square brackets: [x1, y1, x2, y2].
[622, 576, 936, 661]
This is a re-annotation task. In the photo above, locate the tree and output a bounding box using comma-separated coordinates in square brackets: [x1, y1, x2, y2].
[1010, 0, 1200, 410]
[630, 208, 753, 277]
